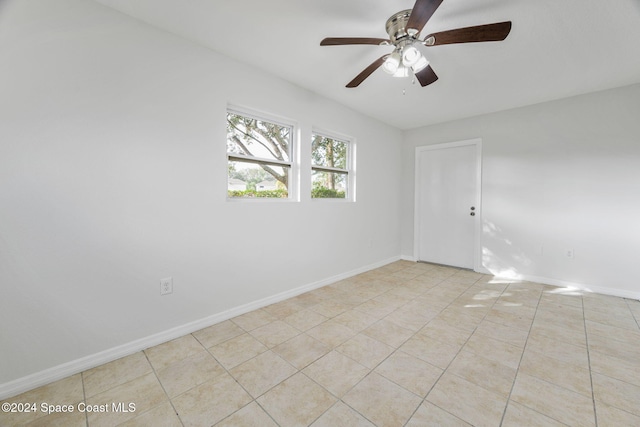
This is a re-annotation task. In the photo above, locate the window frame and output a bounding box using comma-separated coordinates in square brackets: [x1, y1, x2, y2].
[311, 129, 355, 201]
[226, 106, 298, 201]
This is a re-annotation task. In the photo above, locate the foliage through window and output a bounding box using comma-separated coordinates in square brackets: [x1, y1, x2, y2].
[311, 133, 351, 199]
[227, 110, 293, 198]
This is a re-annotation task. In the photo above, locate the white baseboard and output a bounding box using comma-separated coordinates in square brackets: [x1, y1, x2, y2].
[0, 255, 401, 400]
[475, 266, 640, 300]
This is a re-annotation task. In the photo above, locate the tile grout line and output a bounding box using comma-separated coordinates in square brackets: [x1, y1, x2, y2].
[202, 292, 374, 426]
[500, 288, 564, 425]
[199, 280, 364, 426]
[442, 278, 520, 426]
[401, 274, 501, 426]
[624, 298, 640, 330]
[260, 272, 406, 426]
[80, 352, 183, 427]
[80, 371, 89, 427]
[336, 268, 471, 427]
[500, 288, 600, 426]
[142, 348, 185, 427]
[294, 271, 439, 426]
[583, 298, 599, 427]
[341, 273, 438, 422]
[197, 332, 270, 427]
[281, 266, 471, 426]
[497, 283, 543, 427]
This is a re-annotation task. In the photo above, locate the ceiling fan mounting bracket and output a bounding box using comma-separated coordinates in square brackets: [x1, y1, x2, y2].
[385, 9, 417, 45]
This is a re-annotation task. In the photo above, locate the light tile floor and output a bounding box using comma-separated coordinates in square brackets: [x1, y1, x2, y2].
[3, 261, 640, 426]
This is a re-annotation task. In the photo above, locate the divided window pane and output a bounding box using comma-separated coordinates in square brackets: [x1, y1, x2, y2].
[227, 111, 292, 198]
[311, 133, 350, 199]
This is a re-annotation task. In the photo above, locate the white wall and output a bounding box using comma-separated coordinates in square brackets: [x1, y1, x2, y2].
[0, 0, 402, 391]
[402, 83, 640, 298]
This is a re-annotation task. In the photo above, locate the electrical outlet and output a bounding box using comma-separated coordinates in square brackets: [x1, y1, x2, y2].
[160, 277, 173, 295]
[565, 249, 574, 259]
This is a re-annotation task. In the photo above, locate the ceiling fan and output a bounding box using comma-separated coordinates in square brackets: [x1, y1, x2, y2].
[320, 0, 512, 88]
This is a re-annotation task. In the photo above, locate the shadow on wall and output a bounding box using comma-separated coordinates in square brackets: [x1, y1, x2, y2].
[481, 220, 533, 279]
[479, 220, 586, 298]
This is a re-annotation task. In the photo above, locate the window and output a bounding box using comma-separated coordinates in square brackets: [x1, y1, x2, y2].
[227, 109, 293, 199]
[311, 132, 352, 199]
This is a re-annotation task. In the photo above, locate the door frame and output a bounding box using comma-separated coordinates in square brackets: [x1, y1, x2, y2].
[413, 138, 483, 271]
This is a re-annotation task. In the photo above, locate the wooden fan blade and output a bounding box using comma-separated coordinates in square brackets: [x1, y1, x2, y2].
[406, 0, 444, 34]
[414, 65, 438, 87]
[346, 56, 387, 88]
[424, 21, 512, 46]
[321, 37, 390, 46]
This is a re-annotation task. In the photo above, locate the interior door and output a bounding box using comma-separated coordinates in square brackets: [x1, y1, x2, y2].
[415, 140, 481, 269]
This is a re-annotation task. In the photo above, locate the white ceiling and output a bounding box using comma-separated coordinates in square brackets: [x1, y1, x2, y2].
[95, 0, 640, 130]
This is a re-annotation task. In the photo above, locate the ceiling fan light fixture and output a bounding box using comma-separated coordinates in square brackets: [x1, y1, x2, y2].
[320, 3, 512, 88]
[382, 50, 401, 75]
[411, 55, 429, 73]
[393, 65, 410, 78]
[401, 45, 421, 67]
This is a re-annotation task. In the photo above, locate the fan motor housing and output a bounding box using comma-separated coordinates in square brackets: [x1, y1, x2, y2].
[385, 9, 416, 44]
